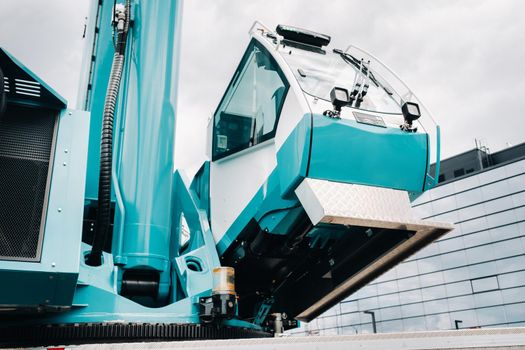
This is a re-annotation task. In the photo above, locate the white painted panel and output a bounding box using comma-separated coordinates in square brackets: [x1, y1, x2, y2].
[274, 93, 307, 150]
[210, 141, 276, 243]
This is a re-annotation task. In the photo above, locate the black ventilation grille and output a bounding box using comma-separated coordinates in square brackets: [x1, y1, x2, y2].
[0, 105, 57, 261]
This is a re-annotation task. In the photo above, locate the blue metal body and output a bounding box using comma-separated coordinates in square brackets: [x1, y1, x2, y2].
[215, 112, 432, 255]
[0, 3, 444, 335]
[0, 0, 258, 330]
[0, 108, 89, 309]
[0, 48, 90, 310]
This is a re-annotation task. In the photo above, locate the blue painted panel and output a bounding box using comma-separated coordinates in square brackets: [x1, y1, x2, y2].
[0, 270, 77, 307]
[171, 169, 220, 300]
[189, 161, 211, 219]
[0, 108, 90, 308]
[308, 114, 428, 193]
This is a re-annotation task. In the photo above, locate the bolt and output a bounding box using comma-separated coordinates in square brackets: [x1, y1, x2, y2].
[45, 299, 50, 304]
[51, 262, 56, 268]
[68, 111, 72, 116]
[64, 149, 69, 153]
[62, 162, 67, 166]
[49, 275, 54, 280]
[57, 208, 62, 213]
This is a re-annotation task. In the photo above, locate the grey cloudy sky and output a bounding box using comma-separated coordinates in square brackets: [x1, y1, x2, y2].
[1, 0, 524, 173]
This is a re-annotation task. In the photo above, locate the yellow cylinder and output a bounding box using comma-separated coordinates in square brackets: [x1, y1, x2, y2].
[212, 267, 235, 295]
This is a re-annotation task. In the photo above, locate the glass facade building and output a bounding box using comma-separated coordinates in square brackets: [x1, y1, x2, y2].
[290, 142, 525, 336]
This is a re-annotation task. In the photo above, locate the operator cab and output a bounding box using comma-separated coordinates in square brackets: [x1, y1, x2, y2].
[204, 22, 450, 327]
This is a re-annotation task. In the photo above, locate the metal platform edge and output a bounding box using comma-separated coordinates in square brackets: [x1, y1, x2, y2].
[21, 327, 525, 350]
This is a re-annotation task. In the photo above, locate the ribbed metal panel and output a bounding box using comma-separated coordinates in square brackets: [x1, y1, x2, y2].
[0, 105, 57, 261]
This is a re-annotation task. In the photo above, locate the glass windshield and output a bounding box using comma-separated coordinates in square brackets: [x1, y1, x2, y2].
[280, 45, 403, 114]
[274, 38, 440, 184]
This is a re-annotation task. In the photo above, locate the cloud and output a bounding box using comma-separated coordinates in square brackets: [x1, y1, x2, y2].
[176, 0, 525, 173]
[0, 0, 90, 106]
[1, 0, 523, 174]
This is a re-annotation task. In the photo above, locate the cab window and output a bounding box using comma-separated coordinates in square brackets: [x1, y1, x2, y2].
[212, 40, 289, 160]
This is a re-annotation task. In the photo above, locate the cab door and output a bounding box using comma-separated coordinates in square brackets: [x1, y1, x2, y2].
[209, 39, 289, 251]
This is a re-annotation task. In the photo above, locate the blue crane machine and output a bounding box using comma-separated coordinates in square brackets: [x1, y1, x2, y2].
[0, 1, 452, 346]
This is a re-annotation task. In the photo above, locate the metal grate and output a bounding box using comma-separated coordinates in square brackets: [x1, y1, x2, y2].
[0, 104, 56, 261]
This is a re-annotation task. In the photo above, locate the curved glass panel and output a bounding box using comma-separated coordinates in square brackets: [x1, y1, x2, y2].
[281, 46, 402, 115]
[276, 39, 440, 183]
[212, 39, 289, 160]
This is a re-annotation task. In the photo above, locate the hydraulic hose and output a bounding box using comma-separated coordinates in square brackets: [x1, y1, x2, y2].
[87, 0, 130, 266]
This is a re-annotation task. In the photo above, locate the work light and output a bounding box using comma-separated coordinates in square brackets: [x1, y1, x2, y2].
[330, 87, 350, 112]
[401, 101, 421, 124]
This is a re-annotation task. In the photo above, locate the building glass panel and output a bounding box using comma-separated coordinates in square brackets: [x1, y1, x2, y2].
[473, 290, 503, 308]
[499, 271, 525, 289]
[447, 294, 475, 312]
[471, 276, 499, 293]
[291, 144, 525, 336]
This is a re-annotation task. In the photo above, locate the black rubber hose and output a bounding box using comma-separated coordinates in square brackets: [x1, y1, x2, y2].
[0, 67, 6, 118]
[86, 1, 130, 266]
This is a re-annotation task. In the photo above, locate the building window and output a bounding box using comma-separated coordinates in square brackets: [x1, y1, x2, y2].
[454, 168, 465, 178]
[212, 39, 289, 160]
[470, 275, 499, 293]
[438, 174, 446, 182]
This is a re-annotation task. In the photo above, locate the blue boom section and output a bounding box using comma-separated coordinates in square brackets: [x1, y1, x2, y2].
[83, 0, 118, 200]
[80, 0, 183, 298]
[111, 0, 183, 298]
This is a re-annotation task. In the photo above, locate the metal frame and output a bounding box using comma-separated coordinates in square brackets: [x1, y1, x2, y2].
[33, 110, 60, 262]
